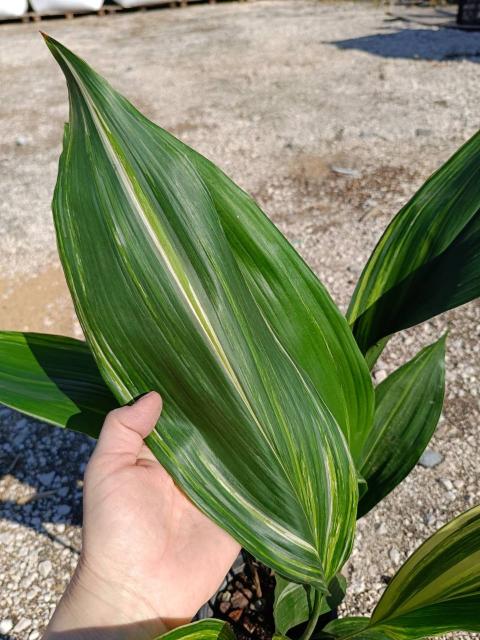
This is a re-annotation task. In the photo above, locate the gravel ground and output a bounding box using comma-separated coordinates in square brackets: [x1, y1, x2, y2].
[1, 0, 480, 637]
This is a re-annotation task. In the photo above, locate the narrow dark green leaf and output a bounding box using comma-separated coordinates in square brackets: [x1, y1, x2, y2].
[358, 337, 446, 518]
[44, 35, 358, 589]
[0, 331, 117, 437]
[156, 620, 234, 640]
[321, 506, 480, 639]
[348, 130, 480, 354]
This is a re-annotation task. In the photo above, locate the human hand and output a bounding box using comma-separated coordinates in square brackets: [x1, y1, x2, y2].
[44, 392, 240, 640]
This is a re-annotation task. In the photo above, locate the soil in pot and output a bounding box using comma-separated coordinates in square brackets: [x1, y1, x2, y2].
[197, 551, 337, 640]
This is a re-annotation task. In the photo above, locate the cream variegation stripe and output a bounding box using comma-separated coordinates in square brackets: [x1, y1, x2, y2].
[200, 455, 317, 553]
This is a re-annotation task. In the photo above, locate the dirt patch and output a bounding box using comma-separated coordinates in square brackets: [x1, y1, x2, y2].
[0, 264, 78, 338]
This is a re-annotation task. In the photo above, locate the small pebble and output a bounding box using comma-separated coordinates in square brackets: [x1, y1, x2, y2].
[38, 559, 53, 578]
[242, 587, 253, 599]
[228, 609, 242, 623]
[415, 127, 432, 137]
[374, 369, 388, 383]
[351, 579, 366, 594]
[418, 450, 443, 468]
[389, 548, 401, 566]
[55, 504, 71, 516]
[38, 471, 55, 487]
[231, 555, 246, 574]
[0, 619, 13, 634]
[13, 618, 32, 633]
[219, 601, 231, 614]
[231, 591, 249, 609]
[440, 478, 454, 492]
[331, 165, 361, 178]
[253, 598, 266, 611]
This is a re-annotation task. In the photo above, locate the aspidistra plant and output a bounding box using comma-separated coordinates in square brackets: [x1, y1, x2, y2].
[0, 35, 479, 639]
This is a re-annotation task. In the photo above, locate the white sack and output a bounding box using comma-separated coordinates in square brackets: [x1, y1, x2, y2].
[0, 0, 28, 18]
[30, 0, 103, 13]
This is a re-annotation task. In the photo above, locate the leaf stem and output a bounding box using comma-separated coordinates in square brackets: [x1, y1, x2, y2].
[299, 589, 324, 640]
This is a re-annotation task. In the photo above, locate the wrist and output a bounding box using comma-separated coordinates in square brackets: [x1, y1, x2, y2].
[44, 557, 171, 640]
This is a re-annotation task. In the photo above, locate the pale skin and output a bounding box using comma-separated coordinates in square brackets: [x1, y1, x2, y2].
[44, 392, 240, 640]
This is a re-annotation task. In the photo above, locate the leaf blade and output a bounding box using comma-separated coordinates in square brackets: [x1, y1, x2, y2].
[46, 35, 358, 588]
[171, 147, 374, 463]
[348, 130, 480, 354]
[0, 331, 117, 437]
[330, 507, 480, 639]
[156, 620, 234, 640]
[358, 337, 446, 517]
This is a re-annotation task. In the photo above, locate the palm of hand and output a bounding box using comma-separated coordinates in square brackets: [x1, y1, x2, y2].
[82, 441, 240, 626]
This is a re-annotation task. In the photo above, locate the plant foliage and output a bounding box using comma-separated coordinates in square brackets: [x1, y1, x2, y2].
[0, 34, 479, 640]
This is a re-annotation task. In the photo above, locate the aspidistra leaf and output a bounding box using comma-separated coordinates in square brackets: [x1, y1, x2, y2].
[45, 36, 358, 588]
[156, 620, 234, 640]
[164, 142, 374, 463]
[0, 331, 117, 437]
[348, 130, 480, 355]
[358, 336, 446, 518]
[274, 574, 346, 636]
[274, 575, 315, 636]
[317, 617, 374, 639]
[320, 506, 480, 639]
[367, 504, 480, 638]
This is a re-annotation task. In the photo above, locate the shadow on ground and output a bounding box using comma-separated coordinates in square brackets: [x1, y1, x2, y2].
[330, 26, 480, 61]
[0, 411, 94, 552]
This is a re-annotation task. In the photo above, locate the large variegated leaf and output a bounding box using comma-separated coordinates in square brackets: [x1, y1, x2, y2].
[347, 130, 480, 355]
[159, 137, 374, 463]
[157, 620, 234, 640]
[320, 505, 480, 639]
[0, 331, 117, 437]
[44, 35, 358, 589]
[358, 337, 446, 518]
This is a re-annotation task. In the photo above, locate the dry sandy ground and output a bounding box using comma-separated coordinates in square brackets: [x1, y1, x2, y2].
[1, 0, 480, 637]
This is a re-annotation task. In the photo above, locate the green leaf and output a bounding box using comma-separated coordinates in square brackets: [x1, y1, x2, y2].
[274, 574, 347, 636]
[156, 620, 234, 640]
[0, 331, 117, 437]
[44, 35, 358, 589]
[348, 130, 480, 355]
[357, 337, 446, 518]
[368, 503, 480, 638]
[274, 576, 315, 636]
[321, 506, 480, 639]
[317, 617, 373, 639]
[174, 143, 374, 463]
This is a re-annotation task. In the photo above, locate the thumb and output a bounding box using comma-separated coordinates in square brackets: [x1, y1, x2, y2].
[91, 391, 163, 468]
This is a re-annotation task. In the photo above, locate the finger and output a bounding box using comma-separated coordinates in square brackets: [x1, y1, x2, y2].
[92, 391, 162, 467]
